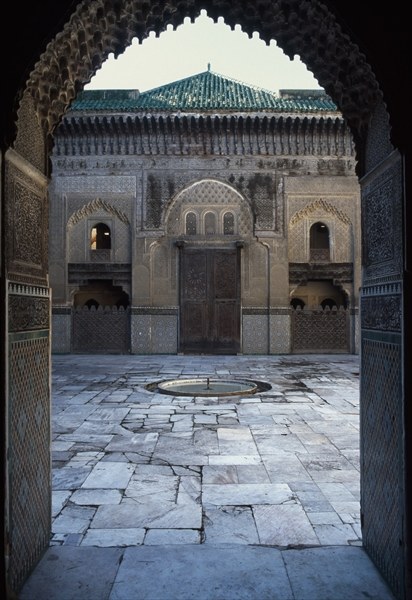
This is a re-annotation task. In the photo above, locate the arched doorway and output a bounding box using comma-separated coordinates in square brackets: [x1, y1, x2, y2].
[1, 2, 409, 598]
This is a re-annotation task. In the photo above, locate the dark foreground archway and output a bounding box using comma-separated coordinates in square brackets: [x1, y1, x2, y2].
[1, 1, 410, 598]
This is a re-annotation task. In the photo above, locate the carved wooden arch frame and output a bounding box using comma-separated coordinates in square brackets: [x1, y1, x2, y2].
[19, 0, 383, 172]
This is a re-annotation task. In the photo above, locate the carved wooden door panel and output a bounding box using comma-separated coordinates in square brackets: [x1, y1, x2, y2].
[180, 248, 240, 354]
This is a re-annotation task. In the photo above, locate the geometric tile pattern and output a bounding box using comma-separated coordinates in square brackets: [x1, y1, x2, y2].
[269, 314, 291, 353]
[242, 315, 269, 353]
[51, 313, 71, 353]
[130, 314, 178, 354]
[151, 316, 178, 354]
[8, 333, 51, 592]
[360, 336, 404, 599]
[291, 308, 349, 352]
[72, 306, 130, 353]
[131, 314, 151, 354]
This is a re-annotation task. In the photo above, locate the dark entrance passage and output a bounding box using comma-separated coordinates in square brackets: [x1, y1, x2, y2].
[179, 247, 240, 354]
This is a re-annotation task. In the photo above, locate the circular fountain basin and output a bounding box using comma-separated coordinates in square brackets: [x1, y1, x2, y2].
[155, 378, 259, 397]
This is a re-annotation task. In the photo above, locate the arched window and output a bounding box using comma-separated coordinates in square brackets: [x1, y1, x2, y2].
[310, 222, 329, 261]
[185, 212, 197, 235]
[91, 223, 111, 250]
[223, 212, 235, 235]
[204, 212, 216, 235]
[291, 298, 305, 309]
[85, 298, 99, 309]
[321, 298, 337, 309]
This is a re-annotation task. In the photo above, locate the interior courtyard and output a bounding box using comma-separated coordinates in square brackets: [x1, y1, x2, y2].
[1, 1, 410, 599]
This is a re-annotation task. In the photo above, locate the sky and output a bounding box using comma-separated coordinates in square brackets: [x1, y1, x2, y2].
[86, 10, 321, 94]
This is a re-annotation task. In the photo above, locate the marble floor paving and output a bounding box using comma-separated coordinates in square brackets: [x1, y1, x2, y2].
[20, 353, 396, 599]
[49, 353, 363, 549]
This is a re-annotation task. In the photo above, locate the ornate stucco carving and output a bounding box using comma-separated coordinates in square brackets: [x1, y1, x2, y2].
[290, 198, 351, 226]
[362, 153, 403, 282]
[361, 295, 401, 332]
[8, 283, 50, 332]
[165, 179, 253, 236]
[5, 151, 49, 283]
[67, 198, 130, 227]
[14, 94, 46, 172]
[288, 198, 353, 263]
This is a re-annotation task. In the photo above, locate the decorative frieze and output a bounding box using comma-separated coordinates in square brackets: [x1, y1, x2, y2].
[53, 175, 136, 194]
[8, 283, 49, 297]
[67, 198, 130, 227]
[131, 307, 179, 315]
[289, 262, 353, 285]
[54, 114, 355, 158]
[361, 153, 402, 282]
[68, 263, 131, 285]
[361, 295, 401, 332]
[290, 198, 351, 226]
[8, 296, 49, 333]
[5, 153, 48, 282]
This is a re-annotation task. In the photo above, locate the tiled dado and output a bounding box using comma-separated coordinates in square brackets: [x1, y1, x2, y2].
[242, 308, 291, 354]
[131, 307, 178, 354]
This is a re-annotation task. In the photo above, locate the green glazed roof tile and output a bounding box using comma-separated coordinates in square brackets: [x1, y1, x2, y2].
[73, 70, 337, 112]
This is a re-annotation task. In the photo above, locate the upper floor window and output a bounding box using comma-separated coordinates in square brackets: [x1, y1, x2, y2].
[180, 208, 240, 236]
[204, 212, 217, 235]
[223, 212, 235, 235]
[91, 223, 111, 250]
[185, 212, 197, 235]
[310, 222, 329, 261]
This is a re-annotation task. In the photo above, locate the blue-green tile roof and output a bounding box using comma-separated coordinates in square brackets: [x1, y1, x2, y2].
[73, 70, 337, 112]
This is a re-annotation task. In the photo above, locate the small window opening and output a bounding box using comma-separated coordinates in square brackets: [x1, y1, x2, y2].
[310, 222, 329, 261]
[205, 212, 216, 235]
[310, 222, 329, 249]
[91, 223, 111, 249]
[185, 212, 197, 235]
[223, 212, 235, 235]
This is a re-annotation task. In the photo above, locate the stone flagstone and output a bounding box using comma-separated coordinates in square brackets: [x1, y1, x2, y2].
[202, 483, 294, 506]
[47, 354, 364, 560]
[81, 462, 135, 489]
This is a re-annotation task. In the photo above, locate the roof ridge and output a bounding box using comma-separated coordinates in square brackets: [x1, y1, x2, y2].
[74, 69, 337, 113]
[138, 69, 278, 99]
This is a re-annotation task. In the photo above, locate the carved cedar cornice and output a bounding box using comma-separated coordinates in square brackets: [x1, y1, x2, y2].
[54, 113, 355, 158]
[22, 0, 381, 148]
[289, 262, 353, 285]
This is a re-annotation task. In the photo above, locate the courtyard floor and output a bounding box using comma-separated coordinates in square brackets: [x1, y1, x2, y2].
[20, 353, 396, 599]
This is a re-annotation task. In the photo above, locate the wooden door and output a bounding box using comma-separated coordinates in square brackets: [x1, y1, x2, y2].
[180, 248, 240, 354]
